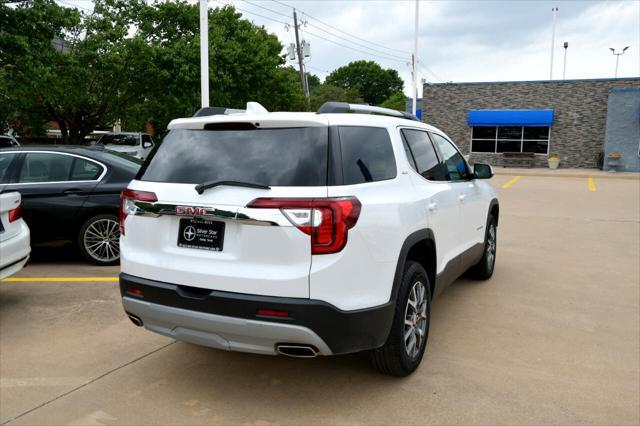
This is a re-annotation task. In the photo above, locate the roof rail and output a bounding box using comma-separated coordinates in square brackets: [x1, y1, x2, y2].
[317, 102, 420, 121]
[193, 102, 268, 117]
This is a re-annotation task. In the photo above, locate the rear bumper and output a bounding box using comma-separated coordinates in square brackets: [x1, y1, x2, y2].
[0, 221, 30, 279]
[123, 297, 332, 355]
[120, 273, 395, 355]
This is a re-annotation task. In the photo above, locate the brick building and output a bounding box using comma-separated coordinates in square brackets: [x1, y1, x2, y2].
[421, 77, 640, 170]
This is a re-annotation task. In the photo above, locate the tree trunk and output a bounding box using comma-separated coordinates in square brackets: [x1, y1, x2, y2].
[68, 121, 94, 145]
[56, 119, 69, 145]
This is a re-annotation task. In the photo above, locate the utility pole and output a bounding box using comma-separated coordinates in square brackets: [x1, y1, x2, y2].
[549, 7, 558, 80]
[562, 42, 568, 80]
[199, 0, 209, 107]
[412, 0, 419, 116]
[293, 10, 309, 99]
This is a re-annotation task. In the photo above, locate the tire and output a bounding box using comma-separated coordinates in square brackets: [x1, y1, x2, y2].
[469, 215, 497, 280]
[369, 261, 431, 377]
[78, 214, 120, 265]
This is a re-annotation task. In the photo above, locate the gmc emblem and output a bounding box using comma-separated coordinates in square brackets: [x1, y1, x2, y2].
[176, 205, 212, 217]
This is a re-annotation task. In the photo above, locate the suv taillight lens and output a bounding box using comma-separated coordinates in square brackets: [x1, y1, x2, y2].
[119, 189, 157, 235]
[247, 197, 361, 254]
[8, 202, 23, 223]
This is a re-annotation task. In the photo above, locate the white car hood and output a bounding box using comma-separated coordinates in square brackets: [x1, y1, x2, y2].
[102, 145, 138, 155]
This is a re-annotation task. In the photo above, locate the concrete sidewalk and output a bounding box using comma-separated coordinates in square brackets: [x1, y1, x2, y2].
[493, 166, 640, 179]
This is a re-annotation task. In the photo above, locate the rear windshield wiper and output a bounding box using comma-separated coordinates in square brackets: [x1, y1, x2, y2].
[194, 180, 271, 194]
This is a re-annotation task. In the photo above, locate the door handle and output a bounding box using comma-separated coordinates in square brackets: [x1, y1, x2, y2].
[427, 202, 438, 212]
[458, 194, 466, 202]
[63, 188, 82, 195]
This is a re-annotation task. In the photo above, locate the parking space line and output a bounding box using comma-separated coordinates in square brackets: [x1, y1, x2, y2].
[1, 277, 118, 283]
[502, 175, 522, 189]
[588, 177, 597, 192]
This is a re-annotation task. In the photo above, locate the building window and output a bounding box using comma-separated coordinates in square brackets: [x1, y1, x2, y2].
[471, 126, 550, 154]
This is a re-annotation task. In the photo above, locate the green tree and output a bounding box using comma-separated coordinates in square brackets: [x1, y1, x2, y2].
[103, 1, 306, 133]
[306, 73, 321, 93]
[1, 0, 156, 143]
[379, 91, 408, 112]
[309, 83, 360, 111]
[325, 60, 403, 105]
[1, 0, 305, 142]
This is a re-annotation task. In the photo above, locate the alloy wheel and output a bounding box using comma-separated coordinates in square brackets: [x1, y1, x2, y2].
[84, 218, 120, 263]
[404, 280, 428, 358]
[486, 224, 496, 270]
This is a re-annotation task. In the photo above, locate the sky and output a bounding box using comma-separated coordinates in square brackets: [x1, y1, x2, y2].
[58, 0, 640, 97]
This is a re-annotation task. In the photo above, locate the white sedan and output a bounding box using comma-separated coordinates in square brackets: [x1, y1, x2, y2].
[0, 191, 30, 279]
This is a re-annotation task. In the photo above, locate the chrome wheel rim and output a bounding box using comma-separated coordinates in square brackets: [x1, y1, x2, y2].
[486, 224, 496, 269]
[84, 218, 120, 262]
[404, 281, 428, 358]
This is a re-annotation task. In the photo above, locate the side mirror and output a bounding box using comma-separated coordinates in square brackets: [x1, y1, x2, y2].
[142, 140, 153, 149]
[474, 163, 493, 179]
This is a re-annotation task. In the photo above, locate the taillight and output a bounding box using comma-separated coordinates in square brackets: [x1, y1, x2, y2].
[119, 189, 157, 235]
[125, 287, 144, 297]
[247, 197, 361, 254]
[257, 309, 289, 318]
[8, 202, 23, 223]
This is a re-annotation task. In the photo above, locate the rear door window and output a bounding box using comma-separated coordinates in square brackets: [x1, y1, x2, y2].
[339, 126, 396, 185]
[138, 127, 328, 186]
[401, 129, 447, 181]
[18, 153, 74, 183]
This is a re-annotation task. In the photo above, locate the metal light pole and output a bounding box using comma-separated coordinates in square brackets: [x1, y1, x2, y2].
[562, 42, 568, 80]
[610, 46, 630, 78]
[199, 0, 209, 108]
[412, 0, 419, 116]
[549, 7, 558, 80]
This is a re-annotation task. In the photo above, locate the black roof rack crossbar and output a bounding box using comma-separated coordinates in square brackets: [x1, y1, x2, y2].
[317, 102, 420, 121]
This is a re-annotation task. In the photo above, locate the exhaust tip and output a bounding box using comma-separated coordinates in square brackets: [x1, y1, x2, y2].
[127, 313, 143, 327]
[276, 344, 318, 358]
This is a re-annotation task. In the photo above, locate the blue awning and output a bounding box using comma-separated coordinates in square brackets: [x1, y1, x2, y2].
[467, 109, 554, 126]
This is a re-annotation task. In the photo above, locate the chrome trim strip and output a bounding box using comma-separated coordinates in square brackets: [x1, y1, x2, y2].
[131, 201, 287, 227]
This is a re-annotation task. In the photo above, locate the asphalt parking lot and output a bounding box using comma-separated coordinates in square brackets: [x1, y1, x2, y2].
[1, 173, 639, 425]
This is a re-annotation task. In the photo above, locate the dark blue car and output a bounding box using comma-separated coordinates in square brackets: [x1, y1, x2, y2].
[0, 146, 141, 265]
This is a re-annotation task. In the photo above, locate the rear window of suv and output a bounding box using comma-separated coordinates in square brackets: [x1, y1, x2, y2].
[138, 127, 328, 186]
[339, 126, 396, 185]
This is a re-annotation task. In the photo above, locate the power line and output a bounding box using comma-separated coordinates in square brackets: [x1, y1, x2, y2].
[236, 0, 406, 63]
[212, 0, 290, 26]
[56, 0, 92, 13]
[303, 28, 408, 64]
[269, 0, 412, 56]
[304, 21, 408, 62]
[239, 0, 291, 20]
[225, 2, 406, 67]
[306, 65, 330, 74]
[417, 62, 444, 83]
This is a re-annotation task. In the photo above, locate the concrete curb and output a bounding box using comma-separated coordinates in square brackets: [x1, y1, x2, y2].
[493, 168, 640, 180]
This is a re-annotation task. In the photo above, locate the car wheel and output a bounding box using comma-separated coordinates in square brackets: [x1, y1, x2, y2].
[78, 214, 120, 265]
[469, 215, 497, 280]
[370, 261, 431, 376]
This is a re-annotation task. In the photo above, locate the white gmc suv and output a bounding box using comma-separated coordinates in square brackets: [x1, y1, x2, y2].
[119, 102, 499, 376]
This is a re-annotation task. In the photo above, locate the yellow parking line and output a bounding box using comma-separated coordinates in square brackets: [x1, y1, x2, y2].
[502, 175, 522, 189]
[1, 277, 118, 282]
[588, 177, 597, 192]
